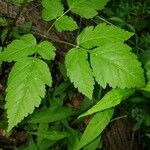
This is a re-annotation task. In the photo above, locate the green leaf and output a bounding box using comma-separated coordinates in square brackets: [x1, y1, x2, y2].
[65, 48, 94, 99]
[90, 43, 145, 88]
[83, 137, 102, 150]
[145, 61, 150, 80]
[28, 106, 76, 123]
[37, 41, 56, 60]
[55, 15, 78, 32]
[31, 130, 69, 141]
[0, 34, 36, 62]
[67, 0, 110, 19]
[5, 58, 52, 132]
[37, 123, 49, 146]
[38, 140, 56, 150]
[42, 0, 64, 21]
[0, 17, 7, 26]
[77, 23, 134, 49]
[79, 89, 134, 118]
[27, 137, 38, 150]
[140, 50, 150, 64]
[76, 109, 114, 149]
[142, 61, 150, 92]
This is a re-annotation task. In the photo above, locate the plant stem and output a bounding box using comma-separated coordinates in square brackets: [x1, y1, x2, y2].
[39, 7, 89, 50]
[92, 16, 113, 25]
[40, 9, 71, 42]
[53, 38, 78, 48]
[110, 115, 127, 122]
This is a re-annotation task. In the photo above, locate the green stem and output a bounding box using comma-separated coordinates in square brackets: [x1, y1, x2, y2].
[93, 16, 113, 25]
[39, 8, 89, 50]
[41, 8, 71, 42]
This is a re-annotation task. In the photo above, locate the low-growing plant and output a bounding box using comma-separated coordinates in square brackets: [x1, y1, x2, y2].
[0, 0, 150, 149]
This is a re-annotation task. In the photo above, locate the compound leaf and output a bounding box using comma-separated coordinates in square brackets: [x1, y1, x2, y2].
[0, 34, 36, 62]
[42, 0, 64, 21]
[5, 58, 52, 132]
[67, 0, 110, 18]
[79, 89, 134, 118]
[37, 41, 56, 60]
[65, 48, 94, 99]
[76, 109, 114, 149]
[90, 43, 145, 88]
[55, 15, 78, 31]
[77, 23, 134, 49]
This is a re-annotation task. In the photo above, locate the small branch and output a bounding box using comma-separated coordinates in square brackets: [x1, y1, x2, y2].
[40, 8, 71, 42]
[53, 38, 78, 48]
[92, 16, 113, 25]
[40, 34, 78, 48]
[110, 115, 127, 123]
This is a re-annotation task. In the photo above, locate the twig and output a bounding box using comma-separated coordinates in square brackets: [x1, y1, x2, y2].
[110, 115, 127, 123]
[40, 8, 71, 42]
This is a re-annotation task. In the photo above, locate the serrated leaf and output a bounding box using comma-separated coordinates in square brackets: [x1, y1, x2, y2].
[68, 0, 109, 19]
[42, 0, 64, 21]
[0, 34, 36, 62]
[90, 43, 145, 88]
[5, 58, 52, 132]
[77, 23, 134, 49]
[65, 48, 94, 99]
[28, 106, 76, 123]
[145, 61, 150, 80]
[37, 41, 56, 60]
[55, 15, 78, 32]
[79, 89, 134, 118]
[31, 130, 69, 141]
[76, 109, 114, 149]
